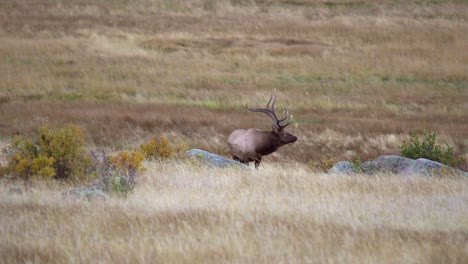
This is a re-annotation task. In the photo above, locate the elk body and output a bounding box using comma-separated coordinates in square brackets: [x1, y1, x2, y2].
[228, 93, 297, 168]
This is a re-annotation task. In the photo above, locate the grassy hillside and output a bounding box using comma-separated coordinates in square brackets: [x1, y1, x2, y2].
[0, 0, 467, 164]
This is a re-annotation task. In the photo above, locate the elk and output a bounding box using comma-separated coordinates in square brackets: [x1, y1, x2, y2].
[228, 92, 297, 168]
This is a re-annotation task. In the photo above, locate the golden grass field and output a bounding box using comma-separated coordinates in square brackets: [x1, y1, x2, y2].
[0, 0, 467, 263]
[1, 162, 468, 263]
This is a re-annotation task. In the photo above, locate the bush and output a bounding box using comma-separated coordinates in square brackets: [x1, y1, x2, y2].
[38, 124, 92, 181]
[139, 136, 187, 160]
[107, 169, 136, 198]
[351, 157, 363, 173]
[5, 124, 92, 182]
[399, 131, 465, 168]
[308, 156, 338, 172]
[109, 150, 145, 180]
[105, 151, 145, 197]
[5, 135, 55, 181]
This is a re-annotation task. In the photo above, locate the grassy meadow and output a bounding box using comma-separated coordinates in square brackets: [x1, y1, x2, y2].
[0, 0, 467, 263]
[1, 162, 468, 263]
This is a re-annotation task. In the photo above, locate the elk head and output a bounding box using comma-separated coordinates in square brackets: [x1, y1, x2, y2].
[246, 92, 297, 146]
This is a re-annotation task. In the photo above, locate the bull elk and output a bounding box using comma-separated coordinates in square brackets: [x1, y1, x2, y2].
[228, 92, 297, 168]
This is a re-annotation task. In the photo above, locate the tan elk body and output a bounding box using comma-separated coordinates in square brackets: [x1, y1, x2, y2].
[228, 93, 297, 168]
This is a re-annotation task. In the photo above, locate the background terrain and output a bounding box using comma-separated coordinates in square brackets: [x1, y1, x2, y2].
[0, 0, 467, 263]
[0, 0, 467, 165]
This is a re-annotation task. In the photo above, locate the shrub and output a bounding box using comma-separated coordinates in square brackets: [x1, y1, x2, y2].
[139, 136, 187, 160]
[5, 124, 92, 182]
[38, 124, 92, 181]
[109, 150, 145, 179]
[308, 156, 338, 172]
[351, 157, 363, 173]
[6, 135, 55, 181]
[399, 131, 465, 168]
[107, 151, 145, 197]
[107, 169, 136, 198]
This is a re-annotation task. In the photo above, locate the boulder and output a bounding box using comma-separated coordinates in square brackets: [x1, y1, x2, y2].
[186, 149, 249, 169]
[371, 155, 416, 174]
[328, 155, 467, 177]
[64, 186, 108, 200]
[8, 185, 23, 195]
[328, 161, 355, 174]
[402, 158, 468, 177]
[360, 160, 378, 174]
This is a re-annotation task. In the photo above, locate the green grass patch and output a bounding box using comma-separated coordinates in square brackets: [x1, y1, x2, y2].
[190, 98, 234, 110]
[323, 1, 369, 8]
[294, 117, 323, 124]
[380, 75, 468, 91]
[220, 75, 245, 85]
[268, 0, 369, 8]
[21, 94, 44, 102]
[52, 92, 84, 101]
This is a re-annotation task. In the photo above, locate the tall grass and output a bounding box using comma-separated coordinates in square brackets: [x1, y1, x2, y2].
[0, 161, 467, 263]
[0, 2, 467, 261]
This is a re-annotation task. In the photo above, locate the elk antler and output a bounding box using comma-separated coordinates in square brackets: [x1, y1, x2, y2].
[246, 92, 292, 130]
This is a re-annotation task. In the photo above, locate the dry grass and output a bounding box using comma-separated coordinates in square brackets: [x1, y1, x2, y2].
[0, 100, 465, 166]
[0, 1, 467, 262]
[0, 0, 467, 165]
[1, 161, 467, 263]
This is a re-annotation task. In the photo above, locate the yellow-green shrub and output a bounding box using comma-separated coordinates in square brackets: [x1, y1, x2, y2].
[38, 124, 91, 181]
[399, 131, 465, 168]
[6, 135, 55, 180]
[30, 154, 56, 179]
[5, 124, 92, 182]
[109, 150, 145, 173]
[308, 156, 338, 172]
[139, 136, 187, 160]
[107, 150, 145, 197]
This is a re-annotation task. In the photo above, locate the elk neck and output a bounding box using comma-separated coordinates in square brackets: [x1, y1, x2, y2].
[254, 130, 282, 156]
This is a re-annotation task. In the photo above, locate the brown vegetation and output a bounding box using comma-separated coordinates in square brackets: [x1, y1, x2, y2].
[0, 0, 467, 166]
[0, 0, 467, 262]
[1, 162, 467, 263]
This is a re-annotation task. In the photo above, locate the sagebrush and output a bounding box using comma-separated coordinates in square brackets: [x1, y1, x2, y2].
[399, 131, 465, 168]
[107, 150, 145, 197]
[4, 124, 92, 182]
[139, 136, 187, 160]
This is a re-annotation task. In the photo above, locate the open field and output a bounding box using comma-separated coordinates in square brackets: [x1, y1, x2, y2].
[0, 0, 467, 164]
[1, 162, 468, 263]
[0, 0, 467, 263]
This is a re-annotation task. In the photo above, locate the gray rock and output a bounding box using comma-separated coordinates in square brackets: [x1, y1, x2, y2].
[186, 149, 249, 169]
[361, 160, 378, 174]
[328, 155, 467, 177]
[372, 155, 416, 174]
[402, 158, 468, 177]
[65, 186, 108, 200]
[328, 161, 355, 174]
[8, 185, 23, 194]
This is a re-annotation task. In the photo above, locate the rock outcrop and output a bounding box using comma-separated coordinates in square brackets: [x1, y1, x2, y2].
[401, 158, 467, 177]
[328, 155, 467, 177]
[64, 186, 108, 200]
[186, 149, 249, 169]
[327, 161, 355, 174]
